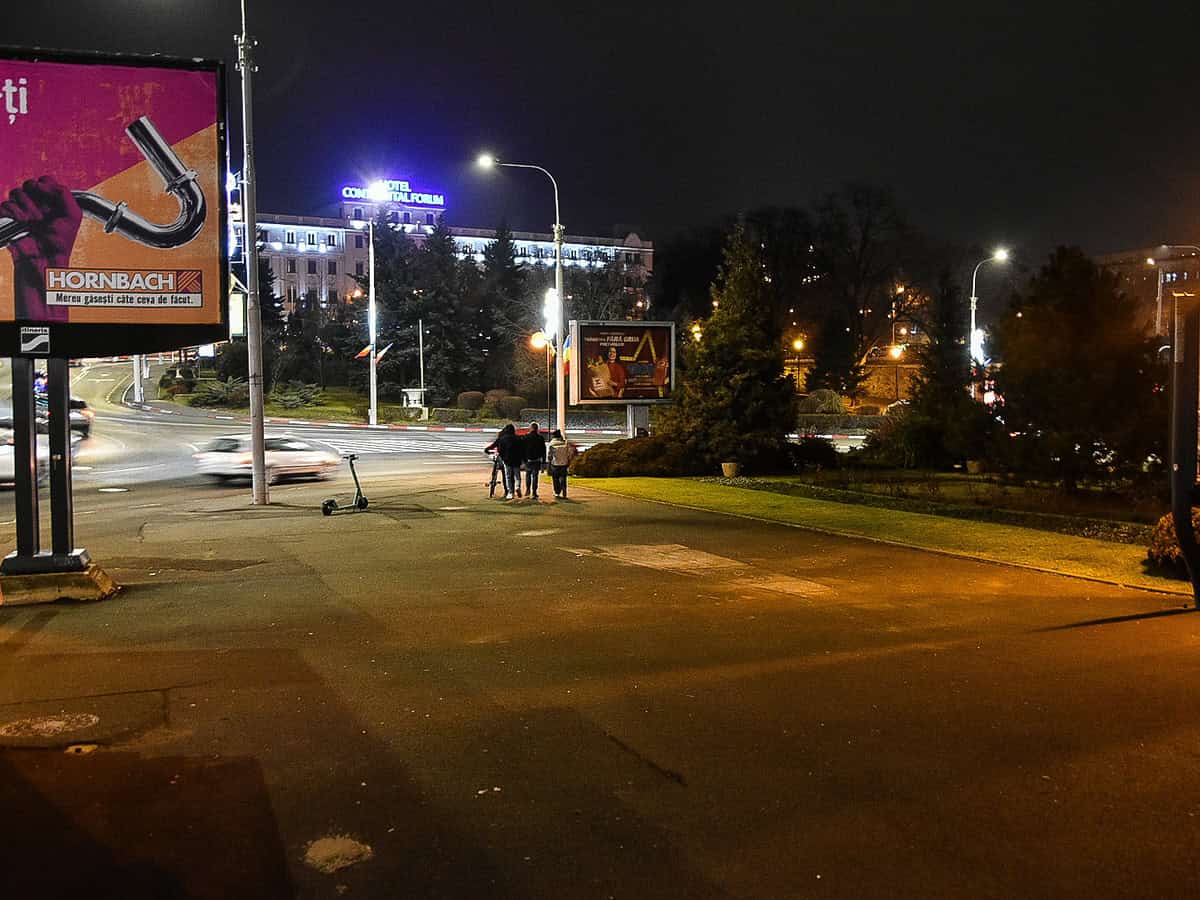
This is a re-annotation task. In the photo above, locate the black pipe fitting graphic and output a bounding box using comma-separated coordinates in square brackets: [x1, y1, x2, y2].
[0, 116, 207, 251]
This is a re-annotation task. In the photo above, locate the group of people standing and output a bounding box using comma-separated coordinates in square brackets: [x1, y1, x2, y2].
[485, 423, 577, 501]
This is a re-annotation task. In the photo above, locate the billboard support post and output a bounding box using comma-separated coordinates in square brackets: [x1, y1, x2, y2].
[47, 357, 85, 569]
[8, 358, 39, 560]
[238, 2, 269, 504]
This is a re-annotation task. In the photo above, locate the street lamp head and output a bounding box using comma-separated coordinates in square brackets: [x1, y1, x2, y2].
[530, 331, 549, 350]
[792, 337, 805, 351]
[476, 153, 497, 169]
[1146, 257, 1157, 266]
[993, 248, 1009, 262]
[367, 180, 389, 203]
[888, 345, 904, 360]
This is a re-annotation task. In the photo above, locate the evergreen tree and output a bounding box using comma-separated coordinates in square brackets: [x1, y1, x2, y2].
[411, 220, 473, 405]
[991, 246, 1166, 489]
[660, 225, 798, 471]
[478, 223, 525, 390]
[866, 275, 994, 467]
[804, 306, 863, 393]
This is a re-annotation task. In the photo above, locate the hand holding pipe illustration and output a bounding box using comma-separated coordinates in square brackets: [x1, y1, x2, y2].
[0, 117, 208, 321]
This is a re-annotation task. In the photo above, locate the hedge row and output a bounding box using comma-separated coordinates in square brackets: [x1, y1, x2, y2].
[796, 414, 887, 434]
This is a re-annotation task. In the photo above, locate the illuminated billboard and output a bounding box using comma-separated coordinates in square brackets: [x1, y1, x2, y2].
[568, 320, 675, 405]
[0, 48, 227, 357]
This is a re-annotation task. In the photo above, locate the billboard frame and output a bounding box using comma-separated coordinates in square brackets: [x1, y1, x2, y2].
[0, 45, 229, 359]
[568, 319, 676, 406]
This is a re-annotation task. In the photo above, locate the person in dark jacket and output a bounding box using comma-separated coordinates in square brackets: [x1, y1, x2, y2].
[522, 422, 546, 500]
[485, 423, 525, 500]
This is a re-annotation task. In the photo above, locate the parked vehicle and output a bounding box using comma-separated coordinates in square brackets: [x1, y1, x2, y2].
[193, 435, 339, 483]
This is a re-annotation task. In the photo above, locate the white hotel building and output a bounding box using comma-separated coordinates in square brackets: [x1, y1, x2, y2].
[233, 178, 653, 315]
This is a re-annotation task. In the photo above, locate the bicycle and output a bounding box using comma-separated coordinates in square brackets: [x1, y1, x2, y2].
[486, 451, 522, 499]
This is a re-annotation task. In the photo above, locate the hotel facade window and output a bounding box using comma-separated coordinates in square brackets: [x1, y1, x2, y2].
[328, 261, 337, 275]
[326, 234, 336, 247]
[355, 235, 364, 249]
[355, 261, 364, 276]
[307, 260, 317, 275]
[286, 258, 296, 274]
[307, 233, 317, 245]
[286, 231, 295, 244]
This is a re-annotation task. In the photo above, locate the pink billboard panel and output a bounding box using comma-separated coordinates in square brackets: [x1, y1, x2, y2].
[0, 49, 226, 356]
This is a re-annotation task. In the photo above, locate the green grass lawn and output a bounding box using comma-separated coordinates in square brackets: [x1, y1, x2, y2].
[572, 476, 1189, 596]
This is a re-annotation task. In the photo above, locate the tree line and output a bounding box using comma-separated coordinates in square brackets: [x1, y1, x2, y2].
[223, 215, 643, 407]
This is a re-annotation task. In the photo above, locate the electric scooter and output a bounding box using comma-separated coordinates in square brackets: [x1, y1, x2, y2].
[321, 453, 368, 515]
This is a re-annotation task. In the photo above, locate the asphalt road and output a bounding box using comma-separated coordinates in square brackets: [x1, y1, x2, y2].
[1, 447, 1199, 898]
[10, 362, 575, 496]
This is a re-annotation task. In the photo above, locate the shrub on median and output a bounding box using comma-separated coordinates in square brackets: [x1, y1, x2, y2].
[457, 391, 485, 411]
[188, 377, 249, 408]
[1146, 510, 1200, 577]
[431, 408, 475, 423]
[569, 435, 700, 477]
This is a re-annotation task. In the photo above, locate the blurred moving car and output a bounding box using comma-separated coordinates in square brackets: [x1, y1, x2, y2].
[69, 397, 95, 438]
[193, 435, 339, 483]
[0, 415, 83, 486]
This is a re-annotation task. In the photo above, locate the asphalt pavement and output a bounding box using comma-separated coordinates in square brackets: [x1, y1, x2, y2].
[1, 454, 1199, 899]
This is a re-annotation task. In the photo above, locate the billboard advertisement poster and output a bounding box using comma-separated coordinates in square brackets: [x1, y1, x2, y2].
[569, 320, 675, 405]
[0, 48, 227, 357]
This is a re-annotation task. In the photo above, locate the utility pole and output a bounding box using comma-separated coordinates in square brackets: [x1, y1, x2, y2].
[237, 0, 268, 503]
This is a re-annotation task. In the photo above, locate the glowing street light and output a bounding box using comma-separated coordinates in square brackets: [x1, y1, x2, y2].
[888, 344, 904, 360]
[970, 247, 1009, 366]
[477, 152, 566, 433]
[530, 331, 549, 350]
[792, 337, 805, 351]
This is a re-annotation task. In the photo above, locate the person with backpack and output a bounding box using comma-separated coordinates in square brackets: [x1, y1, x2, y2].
[547, 429, 576, 499]
[522, 422, 546, 500]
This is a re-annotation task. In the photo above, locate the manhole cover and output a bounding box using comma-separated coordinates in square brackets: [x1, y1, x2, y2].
[0, 713, 99, 738]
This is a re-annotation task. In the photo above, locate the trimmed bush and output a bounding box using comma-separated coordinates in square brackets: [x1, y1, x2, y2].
[570, 435, 699, 477]
[797, 389, 846, 414]
[457, 391, 485, 411]
[1147, 510, 1200, 576]
[431, 408, 475, 423]
[269, 381, 323, 409]
[794, 436, 839, 469]
[381, 406, 425, 422]
[797, 414, 886, 434]
[495, 396, 526, 419]
[484, 389, 510, 404]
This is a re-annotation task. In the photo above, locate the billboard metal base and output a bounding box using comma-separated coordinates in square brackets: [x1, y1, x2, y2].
[1, 548, 90, 575]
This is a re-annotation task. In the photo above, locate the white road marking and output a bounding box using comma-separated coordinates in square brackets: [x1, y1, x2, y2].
[518, 529, 560, 537]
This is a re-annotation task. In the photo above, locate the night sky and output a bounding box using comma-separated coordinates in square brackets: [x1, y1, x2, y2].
[6, 1, 1200, 256]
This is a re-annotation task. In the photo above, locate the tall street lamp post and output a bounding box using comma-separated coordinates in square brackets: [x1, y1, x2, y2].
[349, 217, 378, 425]
[477, 154, 566, 434]
[969, 248, 1009, 367]
[237, 0, 269, 503]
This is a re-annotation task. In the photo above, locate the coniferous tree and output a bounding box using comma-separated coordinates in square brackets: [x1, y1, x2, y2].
[991, 246, 1166, 489]
[478, 223, 525, 390]
[660, 225, 798, 471]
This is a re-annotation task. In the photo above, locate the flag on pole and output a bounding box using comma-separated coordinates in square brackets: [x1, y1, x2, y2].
[354, 344, 371, 359]
[562, 333, 572, 375]
[375, 343, 394, 363]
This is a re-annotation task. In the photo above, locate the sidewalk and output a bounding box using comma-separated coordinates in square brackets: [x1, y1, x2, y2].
[572, 476, 1190, 596]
